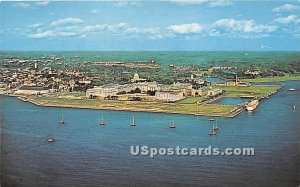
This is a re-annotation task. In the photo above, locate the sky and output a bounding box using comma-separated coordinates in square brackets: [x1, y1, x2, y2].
[0, 0, 300, 51]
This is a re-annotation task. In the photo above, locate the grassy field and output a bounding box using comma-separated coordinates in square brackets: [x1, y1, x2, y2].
[242, 75, 300, 83]
[216, 85, 281, 98]
[28, 97, 236, 116]
[176, 97, 205, 104]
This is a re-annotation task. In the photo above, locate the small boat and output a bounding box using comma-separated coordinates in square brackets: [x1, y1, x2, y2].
[209, 125, 217, 136]
[246, 100, 259, 111]
[59, 114, 64, 125]
[99, 116, 106, 125]
[209, 119, 218, 130]
[288, 88, 296, 91]
[130, 117, 136, 127]
[169, 120, 176, 128]
[214, 121, 219, 131]
[47, 138, 54, 143]
[293, 105, 296, 110]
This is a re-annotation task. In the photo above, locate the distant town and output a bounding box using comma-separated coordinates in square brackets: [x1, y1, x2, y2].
[0, 55, 252, 101]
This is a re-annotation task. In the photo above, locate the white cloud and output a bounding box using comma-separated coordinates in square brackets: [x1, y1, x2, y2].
[292, 27, 300, 38]
[13, 2, 30, 8]
[169, 0, 233, 7]
[90, 9, 99, 14]
[124, 27, 140, 34]
[260, 45, 271, 49]
[274, 15, 299, 24]
[36, 1, 49, 6]
[169, 0, 208, 5]
[117, 23, 127, 28]
[28, 30, 77, 38]
[114, 1, 137, 7]
[28, 21, 132, 39]
[51, 18, 84, 26]
[208, 0, 233, 7]
[167, 23, 204, 34]
[81, 24, 111, 32]
[29, 30, 55, 38]
[214, 19, 277, 33]
[27, 23, 44, 29]
[208, 28, 221, 36]
[272, 4, 300, 12]
[122, 27, 172, 40]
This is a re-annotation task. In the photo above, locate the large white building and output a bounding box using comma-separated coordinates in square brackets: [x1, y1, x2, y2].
[155, 91, 184, 102]
[86, 85, 119, 97]
[86, 82, 160, 97]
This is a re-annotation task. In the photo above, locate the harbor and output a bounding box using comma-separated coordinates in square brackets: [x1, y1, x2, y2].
[1, 80, 299, 186]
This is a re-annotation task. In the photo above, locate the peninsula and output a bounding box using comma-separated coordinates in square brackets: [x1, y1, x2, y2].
[0, 52, 295, 117]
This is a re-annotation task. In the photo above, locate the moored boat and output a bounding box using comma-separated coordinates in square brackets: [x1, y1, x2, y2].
[130, 117, 136, 127]
[169, 120, 176, 128]
[209, 125, 217, 136]
[59, 114, 65, 125]
[246, 100, 259, 111]
[99, 116, 106, 125]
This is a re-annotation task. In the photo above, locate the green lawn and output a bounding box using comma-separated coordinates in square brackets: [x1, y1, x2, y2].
[30, 97, 235, 116]
[176, 97, 205, 104]
[242, 75, 300, 83]
[55, 92, 86, 97]
[216, 85, 281, 98]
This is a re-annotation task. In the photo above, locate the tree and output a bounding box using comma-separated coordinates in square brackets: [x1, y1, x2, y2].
[146, 90, 156, 96]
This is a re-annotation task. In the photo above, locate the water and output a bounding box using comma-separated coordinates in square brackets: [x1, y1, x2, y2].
[1, 81, 300, 187]
[1, 51, 300, 68]
[203, 77, 226, 83]
[213, 97, 249, 105]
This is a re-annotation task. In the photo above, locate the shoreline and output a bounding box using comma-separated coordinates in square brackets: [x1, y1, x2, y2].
[5, 83, 284, 118]
[17, 96, 240, 118]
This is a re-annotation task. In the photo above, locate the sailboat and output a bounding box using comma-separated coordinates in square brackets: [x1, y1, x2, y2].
[59, 114, 65, 125]
[99, 116, 106, 125]
[130, 117, 136, 127]
[209, 125, 217, 135]
[209, 119, 218, 131]
[169, 120, 176, 128]
[213, 120, 219, 131]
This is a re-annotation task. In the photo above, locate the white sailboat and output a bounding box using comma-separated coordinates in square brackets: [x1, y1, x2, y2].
[130, 117, 136, 127]
[209, 125, 217, 136]
[214, 120, 219, 131]
[169, 119, 176, 128]
[99, 116, 106, 125]
[59, 113, 64, 125]
[209, 118, 219, 131]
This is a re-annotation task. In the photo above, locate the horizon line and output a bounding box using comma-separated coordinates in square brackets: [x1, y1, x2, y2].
[1, 50, 300, 52]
